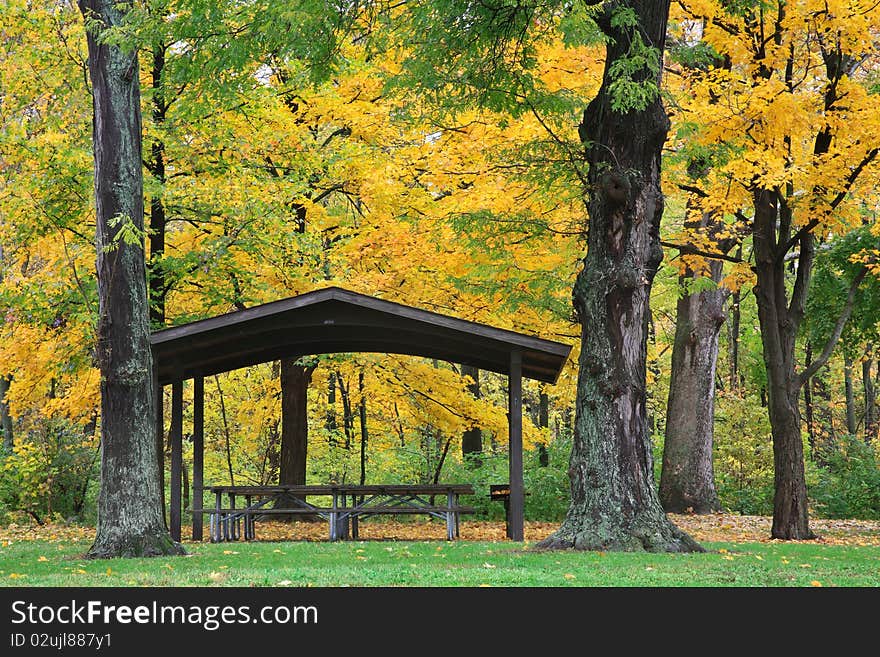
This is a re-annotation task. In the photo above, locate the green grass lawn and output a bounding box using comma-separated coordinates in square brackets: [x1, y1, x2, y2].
[2, 535, 879, 587]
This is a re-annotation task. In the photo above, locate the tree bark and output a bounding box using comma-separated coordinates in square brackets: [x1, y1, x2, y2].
[844, 355, 857, 436]
[752, 190, 815, 540]
[276, 360, 315, 518]
[728, 285, 741, 390]
[0, 244, 12, 453]
[660, 257, 725, 514]
[538, 390, 549, 467]
[538, 0, 701, 552]
[358, 370, 367, 486]
[79, 0, 182, 557]
[147, 43, 167, 328]
[864, 353, 877, 443]
[0, 375, 13, 452]
[461, 364, 482, 462]
[803, 343, 815, 454]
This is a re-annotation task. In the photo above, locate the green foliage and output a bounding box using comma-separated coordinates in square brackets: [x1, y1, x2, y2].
[0, 419, 98, 522]
[713, 391, 775, 515]
[418, 436, 571, 522]
[670, 40, 723, 70]
[607, 31, 661, 113]
[804, 227, 880, 358]
[811, 436, 880, 520]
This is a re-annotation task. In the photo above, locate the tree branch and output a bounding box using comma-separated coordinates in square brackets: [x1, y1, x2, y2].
[779, 148, 879, 257]
[788, 231, 814, 320]
[660, 241, 744, 264]
[797, 266, 868, 388]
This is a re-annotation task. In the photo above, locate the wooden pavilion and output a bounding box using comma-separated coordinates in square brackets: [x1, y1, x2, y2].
[150, 287, 571, 542]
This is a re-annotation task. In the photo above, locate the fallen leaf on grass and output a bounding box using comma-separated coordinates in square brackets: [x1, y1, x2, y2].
[810, 581, 822, 587]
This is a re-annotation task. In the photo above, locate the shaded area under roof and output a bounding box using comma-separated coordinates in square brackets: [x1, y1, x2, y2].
[151, 286, 571, 385]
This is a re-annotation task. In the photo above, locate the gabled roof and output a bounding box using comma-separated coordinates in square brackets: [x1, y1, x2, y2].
[151, 287, 571, 385]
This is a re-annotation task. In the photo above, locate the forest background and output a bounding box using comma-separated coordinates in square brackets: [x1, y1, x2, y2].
[1, 0, 879, 531]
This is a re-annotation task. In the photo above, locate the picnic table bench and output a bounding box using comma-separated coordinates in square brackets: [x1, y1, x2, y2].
[205, 484, 475, 542]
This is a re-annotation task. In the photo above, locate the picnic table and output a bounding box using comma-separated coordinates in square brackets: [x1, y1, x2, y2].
[206, 484, 475, 542]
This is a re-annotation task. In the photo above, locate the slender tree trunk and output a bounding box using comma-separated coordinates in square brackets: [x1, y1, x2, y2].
[660, 257, 725, 514]
[326, 372, 337, 443]
[803, 343, 815, 454]
[538, 0, 701, 552]
[844, 355, 857, 436]
[728, 285, 741, 390]
[147, 43, 167, 328]
[864, 353, 877, 443]
[358, 370, 367, 486]
[0, 375, 13, 452]
[0, 245, 12, 453]
[80, 0, 182, 557]
[461, 364, 482, 462]
[813, 367, 834, 459]
[752, 190, 815, 540]
[337, 372, 355, 450]
[538, 390, 549, 467]
[214, 375, 235, 486]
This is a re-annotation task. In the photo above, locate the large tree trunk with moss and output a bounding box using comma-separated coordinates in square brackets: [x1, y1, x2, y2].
[660, 258, 725, 513]
[538, 0, 701, 553]
[80, 0, 182, 558]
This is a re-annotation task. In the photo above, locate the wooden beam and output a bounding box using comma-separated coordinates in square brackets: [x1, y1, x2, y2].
[154, 362, 166, 529]
[508, 350, 524, 541]
[170, 379, 183, 542]
[192, 376, 204, 541]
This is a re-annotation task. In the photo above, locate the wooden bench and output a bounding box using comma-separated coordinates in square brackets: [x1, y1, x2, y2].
[206, 484, 476, 542]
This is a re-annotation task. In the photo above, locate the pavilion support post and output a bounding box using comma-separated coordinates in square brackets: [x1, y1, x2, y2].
[170, 379, 183, 542]
[192, 376, 204, 541]
[508, 350, 524, 541]
[154, 363, 166, 528]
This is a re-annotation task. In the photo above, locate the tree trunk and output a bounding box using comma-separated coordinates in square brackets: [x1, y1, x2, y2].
[337, 372, 355, 450]
[728, 286, 741, 390]
[660, 258, 725, 514]
[358, 370, 367, 486]
[0, 375, 13, 452]
[844, 355, 857, 436]
[277, 360, 315, 518]
[461, 364, 482, 462]
[864, 353, 877, 443]
[0, 244, 12, 453]
[326, 372, 337, 441]
[752, 190, 815, 540]
[538, 390, 549, 467]
[803, 343, 816, 454]
[80, 0, 182, 557]
[538, 0, 701, 552]
[147, 43, 167, 328]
